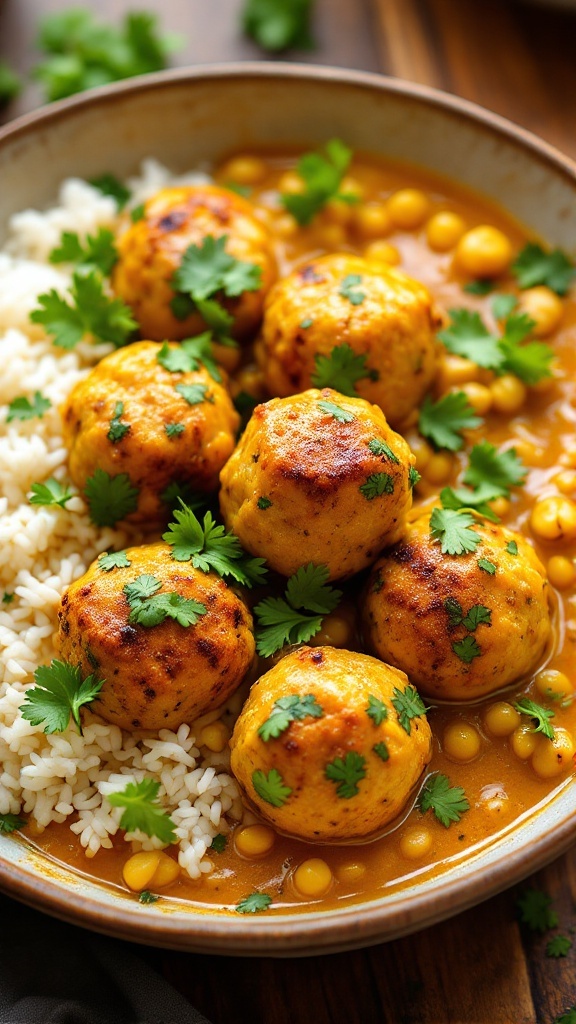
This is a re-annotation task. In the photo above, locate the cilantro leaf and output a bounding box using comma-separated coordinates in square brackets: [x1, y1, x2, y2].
[325, 752, 366, 799]
[84, 468, 139, 527]
[123, 573, 206, 629]
[418, 773, 470, 828]
[367, 438, 400, 463]
[282, 139, 354, 225]
[0, 60, 22, 103]
[312, 343, 375, 396]
[89, 173, 131, 209]
[512, 242, 575, 295]
[317, 400, 355, 423]
[258, 694, 324, 741]
[438, 309, 504, 370]
[138, 890, 159, 904]
[513, 698, 555, 740]
[507, 540, 519, 555]
[31, 270, 136, 349]
[499, 312, 554, 384]
[98, 550, 131, 572]
[0, 813, 27, 833]
[284, 563, 341, 614]
[107, 778, 176, 843]
[391, 685, 427, 734]
[165, 423, 185, 438]
[462, 604, 491, 630]
[554, 1010, 576, 1024]
[157, 334, 222, 382]
[163, 504, 267, 588]
[409, 467, 421, 489]
[439, 484, 501, 523]
[492, 293, 517, 320]
[547, 935, 573, 958]
[418, 392, 481, 452]
[174, 235, 261, 303]
[463, 279, 495, 296]
[339, 273, 365, 305]
[20, 659, 104, 734]
[254, 564, 341, 657]
[257, 496, 272, 510]
[372, 742, 389, 761]
[6, 391, 51, 423]
[516, 888, 559, 932]
[252, 768, 292, 807]
[50, 228, 118, 276]
[175, 383, 212, 406]
[430, 507, 481, 555]
[444, 597, 464, 627]
[124, 575, 162, 602]
[478, 558, 497, 575]
[29, 478, 73, 509]
[359, 473, 394, 500]
[242, 0, 314, 51]
[210, 833, 227, 853]
[366, 694, 388, 726]
[463, 441, 527, 495]
[107, 401, 130, 443]
[235, 891, 272, 914]
[2, 593, 15, 606]
[452, 635, 482, 663]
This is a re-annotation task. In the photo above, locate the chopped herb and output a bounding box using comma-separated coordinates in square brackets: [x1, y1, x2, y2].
[452, 635, 482, 663]
[418, 391, 481, 452]
[547, 935, 573, 958]
[123, 573, 206, 629]
[0, 60, 22, 103]
[282, 139, 354, 225]
[312, 343, 376, 396]
[50, 227, 118, 276]
[107, 400, 130, 443]
[418, 773, 470, 827]
[107, 778, 176, 843]
[138, 890, 159, 904]
[438, 309, 504, 370]
[29, 478, 74, 509]
[257, 496, 272, 510]
[463, 279, 495, 296]
[438, 307, 553, 384]
[0, 813, 27, 833]
[30, 269, 136, 349]
[258, 694, 324, 741]
[161, 481, 206, 512]
[367, 438, 400, 463]
[512, 242, 575, 296]
[163, 503, 267, 587]
[7, 391, 51, 424]
[2, 593, 15, 605]
[84, 469, 139, 527]
[242, 0, 314, 51]
[98, 550, 131, 572]
[506, 540, 519, 555]
[430, 507, 481, 556]
[165, 422, 185, 438]
[465, 441, 527, 495]
[513, 698, 555, 740]
[20, 659, 104, 735]
[478, 558, 497, 575]
[372, 742, 389, 761]
[516, 888, 559, 932]
[130, 203, 145, 223]
[492, 293, 517, 320]
[391, 685, 427, 734]
[300, 317, 314, 329]
[359, 473, 394, 500]
[366, 694, 388, 726]
[439, 484, 500, 523]
[210, 833, 227, 853]
[339, 273, 365, 305]
[254, 563, 342, 657]
[499, 312, 554, 384]
[235, 891, 272, 914]
[325, 751, 366, 799]
[175, 383, 212, 406]
[409, 466, 421, 489]
[317, 399, 355, 423]
[224, 181, 252, 198]
[252, 768, 292, 807]
[157, 333, 222, 382]
[461, 604, 491, 631]
[89, 173, 131, 209]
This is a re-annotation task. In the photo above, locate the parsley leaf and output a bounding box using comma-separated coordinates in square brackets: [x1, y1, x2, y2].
[7, 391, 51, 423]
[89, 173, 131, 209]
[512, 242, 575, 295]
[123, 573, 206, 629]
[282, 139, 354, 225]
[312, 343, 376, 396]
[367, 438, 400, 463]
[430, 507, 481, 555]
[418, 773, 470, 828]
[254, 564, 341, 657]
[252, 768, 292, 807]
[391, 685, 427, 734]
[29, 478, 73, 509]
[513, 698, 555, 740]
[20, 659, 104, 734]
[163, 504, 267, 588]
[445, 598, 491, 631]
[50, 228, 118, 276]
[366, 694, 388, 726]
[107, 777, 176, 843]
[107, 401, 130, 443]
[547, 935, 573, 958]
[258, 694, 324, 741]
[156, 333, 222, 382]
[418, 392, 481, 452]
[516, 888, 559, 932]
[438, 309, 504, 370]
[242, 0, 314, 51]
[463, 441, 527, 494]
[0, 813, 27, 833]
[30, 270, 136, 349]
[325, 751, 366, 799]
[98, 550, 131, 572]
[339, 273, 365, 305]
[84, 469, 139, 527]
[210, 833, 227, 853]
[317, 399, 355, 423]
[452, 636, 482, 663]
[235, 891, 273, 914]
[359, 473, 394, 500]
[0, 60, 22, 103]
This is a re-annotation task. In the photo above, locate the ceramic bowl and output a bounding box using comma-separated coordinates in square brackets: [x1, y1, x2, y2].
[0, 64, 575, 956]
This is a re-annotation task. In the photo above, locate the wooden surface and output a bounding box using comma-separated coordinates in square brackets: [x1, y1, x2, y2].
[1, 1, 576, 1022]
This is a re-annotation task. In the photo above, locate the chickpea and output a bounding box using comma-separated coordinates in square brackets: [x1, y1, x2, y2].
[293, 858, 333, 898]
[531, 728, 575, 779]
[233, 365, 266, 400]
[410, 436, 434, 472]
[484, 701, 521, 737]
[399, 826, 433, 860]
[279, 170, 303, 195]
[274, 213, 298, 238]
[323, 197, 355, 227]
[535, 668, 573, 700]
[520, 286, 563, 337]
[423, 452, 454, 485]
[490, 375, 527, 415]
[437, 354, 481, 390]
[310, 611, 354, 648]
[354, 203, 392, 239]
[553, 470, 576, 495]
[364, 240, 400, 265]
[489, 496, 511, 519]
[122, 850, 179, 892]
[478, 784, 510, 816]
[510, 723, 538, 760]
[530, 495, 576, 541]
[458, 381, 493, 415]
[455, 225, 513, 278]
[443, 721, 481, 762]
[220, 155, 267, 186]
[559, 450, 576, 469]
[340, 176, 365, 202]
[426, 211, 466, 252]
[387, 189, 431, 230]
[319, 223, 346, 249]
[199, 720, 230, 753]
[336, 862, 367, 884]
[151, 852, 180, 888]
[235, 824, 276, 858]
[547, 555, 576, 589]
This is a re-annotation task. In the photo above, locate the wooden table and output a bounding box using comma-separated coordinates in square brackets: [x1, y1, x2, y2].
[1, 2, 576, 1021]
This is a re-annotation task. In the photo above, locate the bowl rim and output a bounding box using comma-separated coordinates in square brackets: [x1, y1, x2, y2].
[1, 61, 575, 955]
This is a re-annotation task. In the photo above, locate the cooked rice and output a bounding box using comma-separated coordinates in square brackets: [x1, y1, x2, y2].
[0, 161, 245, 880]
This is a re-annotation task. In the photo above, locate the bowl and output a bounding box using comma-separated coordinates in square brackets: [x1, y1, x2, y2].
[0, 63, 575, 956]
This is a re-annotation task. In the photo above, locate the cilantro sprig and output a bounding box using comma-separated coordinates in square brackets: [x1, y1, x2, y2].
[0, 813, 27, 834]
[513, 698, 555, 740]
[430, 507, 482, 556]
[258, 694, 323, 741]
[418, 392, 481, 452]
[6, 391, 51, 424]
[123, 574, 206, 629]
[30, 269, 136, 350]
[438, 307, 553, 384]
[253, 563, 342, 657]
[312, 344, 377, 396]
[418, 773, 470, 828]
[107, 777, 176, 843]
[512, 242, 575, 296]
[391, 685, 428, 734]
[90, 173, 131, 209]
[20, 659, 104, 735]
[107, 401, 130, 443]
[252, 768, 292, 807]
[325, 752, 366, 799]
[98, 550, 131, 572]
[235, 891, 273, 914]
[516, 888, 559, 932]
[163, 503, 267, 588]
[84, 469, 139, 527]
[156, 333, 222, 382]
[49, 228, 118, 276]
[29, 478, 74, 509]
[440, 441, 527, 522]
[282, 139, 355, 225]
[242, 0, 314, 51]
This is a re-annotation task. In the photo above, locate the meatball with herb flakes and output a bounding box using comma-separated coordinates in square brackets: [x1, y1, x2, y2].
[55, 542, 255, 732]
[363, 509, 552, 701]
[230, 646, 432, 842]
[219, 387, 416, 581]
[61, 340, 239, 526]
[112, 184, 277, 342]
[258, 253, 439, 428]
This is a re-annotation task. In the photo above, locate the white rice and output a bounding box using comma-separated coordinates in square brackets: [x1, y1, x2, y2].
[0, 160, 244, 880]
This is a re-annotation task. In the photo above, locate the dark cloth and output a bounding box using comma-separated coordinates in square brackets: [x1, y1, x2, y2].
[0, 895, 212, 1024]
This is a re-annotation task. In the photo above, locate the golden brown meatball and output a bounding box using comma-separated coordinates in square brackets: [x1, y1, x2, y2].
[258, 253, 439, 428]
[112, 185, 277, 341]
[230, 646, 432, 842]
[56, 542, 255, 731]
[219, 387, 415, 580]
[62, 341, 239, 526]
[363, 510, 552, 701]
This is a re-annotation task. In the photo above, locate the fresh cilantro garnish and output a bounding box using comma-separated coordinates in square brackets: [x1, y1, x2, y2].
[123, 573, 206, 629]
[107, 401, 130, 443]
[138, 890, 159, 905]
[554, 1010, 576, 1024]
[175, 383, 213, 406]
[439, 308, 553, 384]
[50, 228, 118, 276]
[409, 467, 421, 489]
[2, 592, 15, 605]
[418, 392, 481, 452]
[172, 235, 261, 342]
[464, 441, 527, 494]
[339, 273, 365, 305]
[223, 181, 252, 198]
[162, 503, 267, 587]
[391, 685, 427, 734]
[0, 813, 27, 833]
[325, 752, 366, 799]
[254, 563, 342, 657]
[367, 438, 400, 463]
[513, 698, 555, 740]
[0, 60, 22, 103]
[235, 891, 273, 914]
[282, 139, 355, 225]
[547, 935, 573, 958]
[107, 778, 176, 843]
[30, 270, 136, 349]
[252, 768, 292, 807]
[317, 399, 355, 423]
[84, 469, 139, 527]
[258, 694, 324, 741]
[372, 742, 389, 761]
[444, 598, 491, 631]
[210, 833, 227, 853]
[130, 203, 146, 223]
[492, 293, 517, 320]
[242, 0, 314, 51]
[452, 635, 482, 663]
[165, 423, 185, 438]
[156, 333, 222, 382]
[6, 391, 51, 424]
[512, 242, 575, 295]
[418, 773, 470, 828]
[366, 694, 388, 726]
[359, 473, 394, 500]
[498, 312, 554, 385]
[463, 279, 495, 296]
[257, 496, 272, 510]
[161, 481, 206, 512]
[29, 478, 73, 509]
[477, 558, 497, 575]
[438, 309, 504, 370]
[439, 484, 500, 523]
[516, 888, 559, 932]
[300, 317, 314, 329]
[312, 343, 376, 396]
[89, 173, 131, 209]
[20, 659, 104, 735]
[507, 540, 519, 555]
[98, 550, 131, 572]
[430, 507, 481, 556]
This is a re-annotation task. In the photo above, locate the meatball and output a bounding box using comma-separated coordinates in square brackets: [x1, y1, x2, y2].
[230, 646, 432, 842]
[363, 510, 552, 700]
[61, 341, 239, 525]
[258, 253, 439, 427]
[112, 185, 277, 342]
[219, 387, 415, 580]
[56, 542, 255, 731]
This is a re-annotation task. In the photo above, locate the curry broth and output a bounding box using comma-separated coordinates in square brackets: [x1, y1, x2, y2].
[28, 150, 576, 912]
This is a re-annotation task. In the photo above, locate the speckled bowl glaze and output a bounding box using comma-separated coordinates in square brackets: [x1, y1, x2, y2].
[0, 64, 575, 956]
